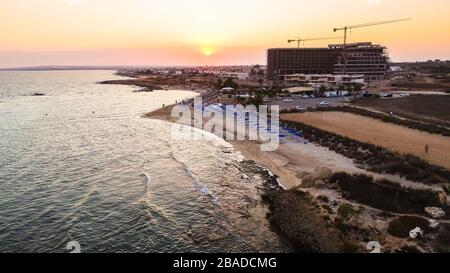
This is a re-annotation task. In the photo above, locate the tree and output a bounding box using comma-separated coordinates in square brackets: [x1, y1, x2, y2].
[319, 85, 327, 94]
[248, 95, 264, 108]
[216, 79, 223, 89]
[223, 78, 238, 89]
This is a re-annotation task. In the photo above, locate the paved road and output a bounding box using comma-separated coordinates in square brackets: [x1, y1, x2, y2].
[268, 97, 345, 110]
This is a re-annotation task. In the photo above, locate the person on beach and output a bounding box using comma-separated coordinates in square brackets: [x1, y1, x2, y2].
[424, 144, 430, 154]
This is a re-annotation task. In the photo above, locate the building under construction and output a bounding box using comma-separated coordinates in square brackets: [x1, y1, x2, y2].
[267, 42, 389, 82]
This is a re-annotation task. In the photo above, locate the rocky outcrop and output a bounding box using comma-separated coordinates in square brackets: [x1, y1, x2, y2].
[313, 167, 333, 181]
[297, 167, 333, 189]
[438, 192, 448, 206]
[425, 207, 446, 219]
[263, 190, 357, 253]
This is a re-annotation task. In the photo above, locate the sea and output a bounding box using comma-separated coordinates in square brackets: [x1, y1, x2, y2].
[0, 70, 289, 253]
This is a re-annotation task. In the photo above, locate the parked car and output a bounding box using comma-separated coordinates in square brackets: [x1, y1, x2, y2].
[309, 95, 316, 98]
[380, 93, 393, 98]
[301, 95, 310, 99]
[399, 93, 411, 97]
[318, 101, 330, 107]
[283, 98, 293, 102]
[296, 106, 307, 111]
[340, 97, 351, 103]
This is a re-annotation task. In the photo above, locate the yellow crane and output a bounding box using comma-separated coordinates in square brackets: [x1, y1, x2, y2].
[333, 18, 411, 73]
[288, 37, 343, 48]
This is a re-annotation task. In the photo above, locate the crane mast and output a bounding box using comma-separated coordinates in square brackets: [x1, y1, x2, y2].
[288, 37, 343, 48]
[333, 18, 410, 74]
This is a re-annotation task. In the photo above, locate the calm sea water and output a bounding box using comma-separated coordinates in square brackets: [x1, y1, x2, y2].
[0, 70, 288, 253]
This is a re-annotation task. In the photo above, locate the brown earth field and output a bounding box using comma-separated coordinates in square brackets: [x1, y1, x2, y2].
[354, 95, 450, 127]
[281, 112, 450, 170]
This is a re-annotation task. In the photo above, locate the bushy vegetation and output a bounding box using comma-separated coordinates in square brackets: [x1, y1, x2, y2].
[388, 216, 430, 238]
[338, 203, 357, 219]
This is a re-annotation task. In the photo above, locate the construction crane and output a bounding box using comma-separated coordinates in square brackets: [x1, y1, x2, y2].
[288, 37, 343, 48]
[333, 18, 411, 73]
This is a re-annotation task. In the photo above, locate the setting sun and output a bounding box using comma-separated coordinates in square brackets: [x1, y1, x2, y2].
[0, 0, 449, 66]
[202, 46, 215, 56]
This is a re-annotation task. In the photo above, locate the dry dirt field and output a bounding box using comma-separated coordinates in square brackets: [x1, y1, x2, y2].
[282, 112, 450, 169]
[354, 95, 450, 126]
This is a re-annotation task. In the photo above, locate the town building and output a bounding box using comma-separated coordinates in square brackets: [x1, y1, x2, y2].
[330, 43, 388, 81]
[267, 42, 388, 82]
[267, 48, 338, 80]
[283, 73, 365, 88]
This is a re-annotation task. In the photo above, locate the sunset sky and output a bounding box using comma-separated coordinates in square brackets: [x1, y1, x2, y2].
[1, 0, 449, 67]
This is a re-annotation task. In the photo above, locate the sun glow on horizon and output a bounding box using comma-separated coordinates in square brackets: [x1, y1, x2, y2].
[0, 0, 449, 67]
[201, 46, 216, 56]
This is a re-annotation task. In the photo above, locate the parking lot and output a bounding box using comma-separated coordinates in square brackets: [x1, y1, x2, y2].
[268, 97, 345, 110]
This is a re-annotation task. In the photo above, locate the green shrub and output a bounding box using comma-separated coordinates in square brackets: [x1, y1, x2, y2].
[338, 203, 357, 219]
[442, 184, 450, 195]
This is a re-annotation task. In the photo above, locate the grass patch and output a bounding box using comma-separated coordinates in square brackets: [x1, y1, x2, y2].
[387, 216, 430, 238]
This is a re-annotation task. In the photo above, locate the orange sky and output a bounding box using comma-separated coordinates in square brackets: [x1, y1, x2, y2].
[1, 0, 449, 67]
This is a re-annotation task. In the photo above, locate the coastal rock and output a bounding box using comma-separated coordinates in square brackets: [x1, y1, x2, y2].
[424, 207, 446, 219]
[301, 174, 315, 188]
[409, 227, 424, 239]
[438, 193, 448, 206]
[428, 219, 440, 230]
[330, 200, 339, 207]
[208, 233, 224, 242]
[312, 167, 333, 182]
[314, 180, 327, 189]
[296, 171, 311, 180]
[265, 190, 351, 253]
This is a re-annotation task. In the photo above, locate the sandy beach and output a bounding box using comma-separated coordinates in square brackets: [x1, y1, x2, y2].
[144, 104, 357, 188]
[144, 103, 440, 191]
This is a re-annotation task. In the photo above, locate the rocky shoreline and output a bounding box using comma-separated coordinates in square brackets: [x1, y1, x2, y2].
[254, 163, 450, 253]
[99, 79, 162, 91]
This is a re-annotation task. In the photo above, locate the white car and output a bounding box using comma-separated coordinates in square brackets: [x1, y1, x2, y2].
[399, 93, 411, 97]
[380, 93, 393, 98]
[283, 98, 293, 102]
[318, 101, 330, 107]
[309, 95, 316, 98]
[296, 106, 307, 111]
